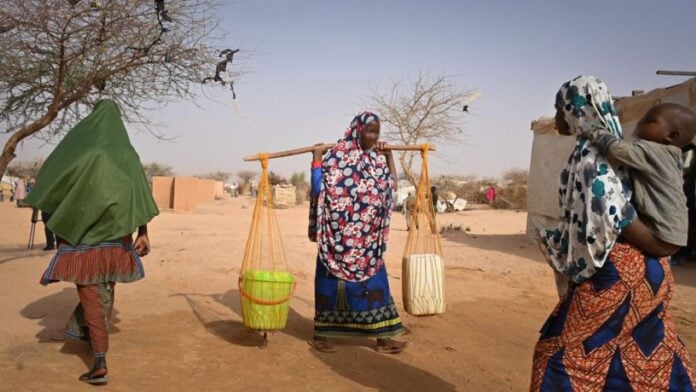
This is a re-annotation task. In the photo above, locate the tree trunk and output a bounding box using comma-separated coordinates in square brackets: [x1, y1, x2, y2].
[0, 149, 15, 179]
[0, 112, 58, 176]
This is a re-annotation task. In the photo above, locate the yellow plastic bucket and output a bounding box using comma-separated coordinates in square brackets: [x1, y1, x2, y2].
[239, 270, 295, 331]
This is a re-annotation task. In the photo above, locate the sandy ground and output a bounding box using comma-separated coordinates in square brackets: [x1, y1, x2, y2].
[0, 198, 694, 392]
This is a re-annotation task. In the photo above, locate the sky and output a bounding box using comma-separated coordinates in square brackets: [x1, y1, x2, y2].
[5, 0, 696, 180]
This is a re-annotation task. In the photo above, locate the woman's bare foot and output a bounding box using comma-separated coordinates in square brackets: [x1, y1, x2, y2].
[308, 336, 337, 353]
[376, 338, 408, 354]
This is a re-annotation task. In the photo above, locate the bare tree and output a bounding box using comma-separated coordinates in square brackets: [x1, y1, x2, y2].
[0, 0, 238, 175]
[237, 170, 256, 188]
[268, 171, 286, 186]
[142, 162, 175, 178]
[366, 72, 479, 186]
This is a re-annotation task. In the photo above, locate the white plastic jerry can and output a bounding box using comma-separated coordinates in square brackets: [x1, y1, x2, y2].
[402, 253, 446, 316]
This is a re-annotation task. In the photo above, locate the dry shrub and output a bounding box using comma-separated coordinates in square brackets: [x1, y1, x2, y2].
[432, 175, 496, 204]
[237, 171, 257, 195]
[291, 171, 310, 205]
[440, 223, 464, 234]
[200, 171, 232, 182]
[6, 159, 43, 179]
[269, 171, 287, 186]
[432, 169, 528, 210]
[494, 186, 527, 210]
[295, 183, 310, 205]
[493, 169, 528, 210]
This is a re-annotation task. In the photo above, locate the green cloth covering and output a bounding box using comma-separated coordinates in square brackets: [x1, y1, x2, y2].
[25, 100, 159, 246]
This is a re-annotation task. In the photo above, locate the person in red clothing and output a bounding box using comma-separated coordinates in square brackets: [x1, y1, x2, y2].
[485, 186, 496, 205]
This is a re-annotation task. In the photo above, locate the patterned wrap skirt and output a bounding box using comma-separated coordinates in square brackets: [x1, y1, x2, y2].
[314, 258, 404, 338]
[40, 236, 144, 286]
[40, 236, 143, 356]
[531, 241, 696, 391]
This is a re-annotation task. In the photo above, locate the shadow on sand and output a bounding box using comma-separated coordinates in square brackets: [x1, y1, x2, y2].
[0, 245, 40, 264]
[20, 286, 124, 369]
[175, 289, 456, 392]
[442, 231, 546, 264]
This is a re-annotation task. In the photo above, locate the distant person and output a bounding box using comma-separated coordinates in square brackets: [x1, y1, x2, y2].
[402, 192, 416, 230]
[485, 186, 496, 205]
[531, 76, 695, 391]
[25, 100, 159, 385]
[430, 186, 438, 212]
[14, 178, 26, 207]
[232, 181, 239, 197]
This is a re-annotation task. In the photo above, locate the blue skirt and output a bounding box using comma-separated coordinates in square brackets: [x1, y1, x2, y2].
[314, 258, 404, 338]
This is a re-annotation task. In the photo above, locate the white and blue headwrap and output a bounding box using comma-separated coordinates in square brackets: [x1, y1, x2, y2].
[540, 75, 636, 283]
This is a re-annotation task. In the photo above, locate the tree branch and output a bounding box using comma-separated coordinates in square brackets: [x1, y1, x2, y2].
[365, 71, 478, 187]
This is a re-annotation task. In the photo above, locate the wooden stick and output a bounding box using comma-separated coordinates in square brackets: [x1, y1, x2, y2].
[656, 70, 696, 77]
[243, 143, 436, 162]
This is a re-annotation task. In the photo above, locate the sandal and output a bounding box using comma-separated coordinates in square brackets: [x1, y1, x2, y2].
[79, 368, 108, 385]
[51, 332, 66, 342]
[307, 338, 337, 353]
[79, 357, 108, 385]
[376, 338, 408, 354]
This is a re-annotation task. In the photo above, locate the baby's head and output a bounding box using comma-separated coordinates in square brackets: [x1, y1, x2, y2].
[635, 103, 696, 149]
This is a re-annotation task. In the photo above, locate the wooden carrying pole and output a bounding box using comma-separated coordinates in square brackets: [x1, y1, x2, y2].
[656, 70, 696, 77]
[243, 144, 435, 162]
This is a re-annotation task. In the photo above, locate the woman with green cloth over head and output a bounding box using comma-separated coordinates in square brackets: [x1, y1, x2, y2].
[25, 99, 159, 385]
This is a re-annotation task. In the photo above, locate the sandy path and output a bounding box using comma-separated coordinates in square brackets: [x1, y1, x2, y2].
[1, 199, 694, 391]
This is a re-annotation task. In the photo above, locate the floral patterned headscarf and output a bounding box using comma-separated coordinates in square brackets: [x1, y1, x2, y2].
[315, 112, 395, 282]
[540, 76, 636, 283]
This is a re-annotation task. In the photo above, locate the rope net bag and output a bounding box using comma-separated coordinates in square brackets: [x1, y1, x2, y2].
[239, 154, 295, 333]
[402, 145, 446, 316]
